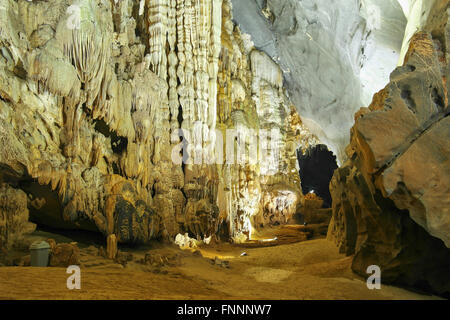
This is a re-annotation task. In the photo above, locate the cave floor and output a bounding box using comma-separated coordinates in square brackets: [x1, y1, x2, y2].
[0, 227, 441, 300]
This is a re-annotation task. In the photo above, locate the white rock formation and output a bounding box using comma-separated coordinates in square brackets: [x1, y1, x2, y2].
[232, 0, 445, 163]
[0, 0, 316, 246]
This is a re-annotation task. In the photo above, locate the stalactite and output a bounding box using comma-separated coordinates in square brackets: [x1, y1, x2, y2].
[168, 0, 179, 135]
[183, 0, 195, 133]
[0, 0, 312, 245]
[147, 0, 168, 76]
[175, 0, 186, 142]
[208, 0, 222, 126]
[61, 19, 111, 111]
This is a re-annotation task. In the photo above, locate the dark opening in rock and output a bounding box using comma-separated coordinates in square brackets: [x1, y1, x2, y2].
[94, 119, 128, 154]
[297, 144, 338, 208]
[20, 179, 99, 233]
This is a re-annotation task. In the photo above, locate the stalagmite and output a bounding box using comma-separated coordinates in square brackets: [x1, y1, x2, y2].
[107, 234, 118, 260]
[0, 0, 449, 301]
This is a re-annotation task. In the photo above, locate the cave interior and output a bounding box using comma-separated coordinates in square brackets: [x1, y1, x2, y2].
[0, 0, 449, 300]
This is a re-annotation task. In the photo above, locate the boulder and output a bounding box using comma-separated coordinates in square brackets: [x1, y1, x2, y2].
[328, 29, 450, 296]
[49, 243, 80, 267]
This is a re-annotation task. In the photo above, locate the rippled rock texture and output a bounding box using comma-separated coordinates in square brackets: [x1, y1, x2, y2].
[0, 0, 315, 247]
[328, 17, 450, 296]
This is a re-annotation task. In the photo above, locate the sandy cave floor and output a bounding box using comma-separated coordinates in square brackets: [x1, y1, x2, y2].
[0, 226, 442, 300]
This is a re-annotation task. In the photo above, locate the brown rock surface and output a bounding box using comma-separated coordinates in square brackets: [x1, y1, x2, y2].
[328, 23, 450, 296]
[106, 234, 117, 260]
[0, 184, 36, 250]
[49, 243, 80, 267]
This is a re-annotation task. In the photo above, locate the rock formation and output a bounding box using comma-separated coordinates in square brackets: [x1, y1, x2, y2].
[0, 184, 36, 250]
[328, 13, 450, 296]
[0, 0, 315, 248]
[231, 0, 449, 164]
[0, 0, 448, 299]
[48, 241, 81, 267]
[232, 0, 413, 162]
[232, 0, 450, 296]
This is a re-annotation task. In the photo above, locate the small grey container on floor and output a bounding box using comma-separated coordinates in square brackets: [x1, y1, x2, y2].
[30, 241, 51, 267]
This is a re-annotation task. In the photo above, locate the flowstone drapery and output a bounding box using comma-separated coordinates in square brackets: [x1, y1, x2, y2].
[0, 0, 315, 246]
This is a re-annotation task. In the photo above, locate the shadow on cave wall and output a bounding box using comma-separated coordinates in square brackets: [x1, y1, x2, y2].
[297, 144, 338, 208]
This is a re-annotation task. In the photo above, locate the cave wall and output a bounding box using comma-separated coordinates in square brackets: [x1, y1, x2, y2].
[327, 10, 450, 296]
[0, 0, 316, 247]
[397, 0, 449, 66]
[231, 0, 412, 162]
[0, 183, 36, 250]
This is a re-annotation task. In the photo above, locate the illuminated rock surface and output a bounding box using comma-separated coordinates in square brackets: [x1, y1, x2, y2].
[328, 27, 450, 296]
[0, 0, 314, 247]
[0, 183, 36, 250]
[0, 0, 449, 299]
[232, 0, 448, 162]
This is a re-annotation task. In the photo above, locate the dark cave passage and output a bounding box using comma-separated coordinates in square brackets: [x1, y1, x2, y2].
[32, 224, 106, 248]
[297, 144, 338, 208]
[19, 178, 99, 233]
